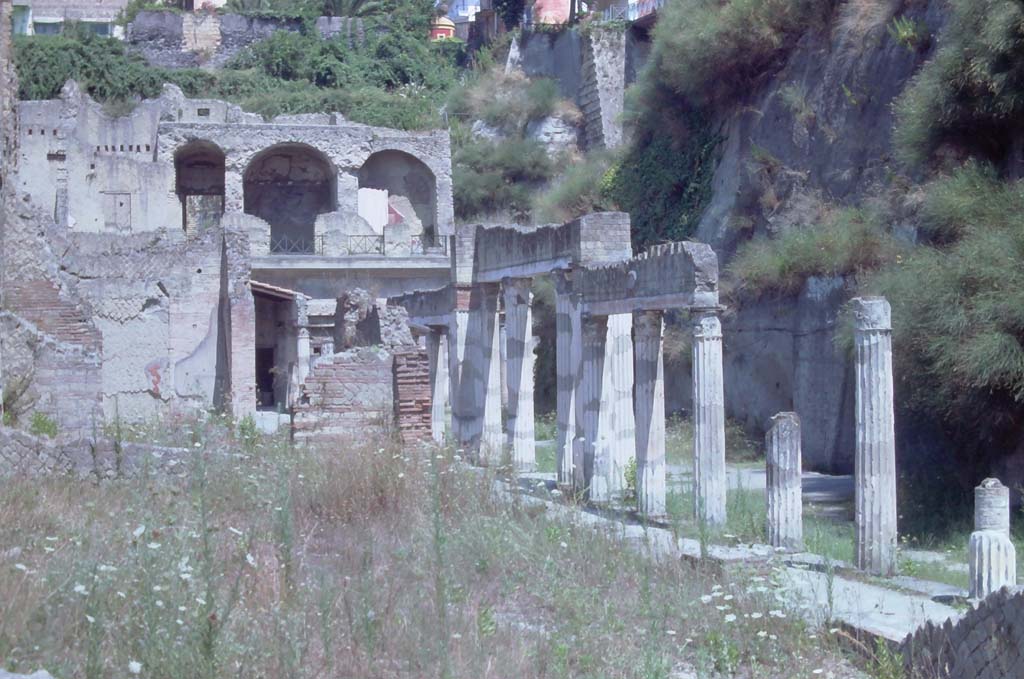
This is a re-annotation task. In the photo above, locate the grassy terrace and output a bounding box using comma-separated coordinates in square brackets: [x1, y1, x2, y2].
[0, 415, 864, 678]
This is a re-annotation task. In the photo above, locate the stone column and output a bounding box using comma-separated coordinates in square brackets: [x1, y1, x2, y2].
[605, 313, 636, 502]
[503, 277, 536, 471]
[576, 314, 607, 499]
[295, 298, 311, 387]
[448, 286, 471, 445]
[426, 329, 449, 444]
[853, 296, 898, 576]
[555, 271, 581, 488]
[692, 310, 727, 526]
[634, 310, 666, 518]
[766, 412, 802, 551]
[475, 284, 504, 465]
[969, 479, 1016, 600]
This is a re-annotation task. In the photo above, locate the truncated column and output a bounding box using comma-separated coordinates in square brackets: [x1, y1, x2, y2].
[853, 296, 897, 576]
[426, 329, 449, 444]
[634, 310, 666, 518]
[503, 277, 536, 471]
[969, 479, 1016, 599]
[692, 309, 726, 527]
[766, 412, 802, 551]
[555, 272, 581, 488]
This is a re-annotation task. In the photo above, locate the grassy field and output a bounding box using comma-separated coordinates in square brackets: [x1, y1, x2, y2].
[0, 416, 865, 679]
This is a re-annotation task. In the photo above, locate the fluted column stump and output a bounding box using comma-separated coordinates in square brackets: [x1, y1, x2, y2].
[634, 310, 666, 518]
[503, 277, 536, 471]
[766, 412, 803, 551]
[555, 272, 582, 489]
[605, 313, 636, 504]
[969, 478, 1016, 600]
[426, 329, 449, 444]
[853, 296, 898, 576]
[692, 310, 727, 527]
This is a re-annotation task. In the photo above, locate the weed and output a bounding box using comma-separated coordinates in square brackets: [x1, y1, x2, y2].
[887, 16, 922, 51]
[28, 411, 58, 438]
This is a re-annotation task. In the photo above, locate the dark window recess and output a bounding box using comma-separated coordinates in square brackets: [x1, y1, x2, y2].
[46, 152, 66, 162]
[197, 108, 210, 117]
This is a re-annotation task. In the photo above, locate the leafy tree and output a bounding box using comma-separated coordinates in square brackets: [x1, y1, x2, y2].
[493, 0, 524, 29]
[322, 0, 384, 17]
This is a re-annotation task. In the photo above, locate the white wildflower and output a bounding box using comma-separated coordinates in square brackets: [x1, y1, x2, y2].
[724, 614, 736, 623]
[699, 595, 713, 604]
[246, 553, 256, 567]
[128, 660, 142, 674]
[133, 525, 146, 538]
[147, 542, 161, 550]
[73, 583, 88, 595]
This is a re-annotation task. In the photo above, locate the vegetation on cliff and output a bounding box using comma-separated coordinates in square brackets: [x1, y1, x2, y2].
[14, 0, 460, 129]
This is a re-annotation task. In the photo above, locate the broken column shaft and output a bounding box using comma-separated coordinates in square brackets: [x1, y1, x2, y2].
[853, 296, 898, 576]
[692, 309, 727, 526]
[969, 478, 1016, 600]
[503, 277, 536, 471]
[766, 412, 802, 551]
[634, 310, 666, 518]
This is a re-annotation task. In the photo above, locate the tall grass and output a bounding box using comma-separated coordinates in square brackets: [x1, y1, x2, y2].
[0, 417, 856, 678]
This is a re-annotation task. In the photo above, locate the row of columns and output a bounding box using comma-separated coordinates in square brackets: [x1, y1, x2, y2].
[421, 274, 728, 523]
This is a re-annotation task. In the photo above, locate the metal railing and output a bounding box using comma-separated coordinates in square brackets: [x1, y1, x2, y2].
[600, 0, 665, 23]
[270, 233, 449, 257]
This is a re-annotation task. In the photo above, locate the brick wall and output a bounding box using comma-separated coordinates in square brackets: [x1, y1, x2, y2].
[293, 348, 393, 439]
[393, 347, 431, 443]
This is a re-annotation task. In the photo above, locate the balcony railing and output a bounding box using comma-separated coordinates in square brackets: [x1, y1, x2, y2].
[600, 0, 665, 23]
[268, 234, 448, 257]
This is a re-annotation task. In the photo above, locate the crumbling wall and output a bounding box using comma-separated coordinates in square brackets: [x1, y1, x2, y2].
[0, 425, 196, 480]
[293, 348, 393, 439]
[902, 587, 1024, 678]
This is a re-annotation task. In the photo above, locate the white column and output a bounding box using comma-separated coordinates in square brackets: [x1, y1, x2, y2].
[450, 284, 473, 446]
[296, 328, 311, 387]
[853, 296, 898, 576]
[766, 412, 803, 551]
[478, 284, 504, 465]
[692, 309, 726, 527]
[585, 313, 635, 504]
[503, 278, 536, 471]
[426, 329, 449, 444]
[969, 478, 1016, 600]
[555, 271, 581, 488]
[576, 314, 607, 499]
[634, 310, 666, 518]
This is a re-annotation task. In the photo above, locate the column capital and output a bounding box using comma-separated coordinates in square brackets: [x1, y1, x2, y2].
[553, 268, 574, 293]
[691, 311, 722, 339]
[852, 296, 891, 332]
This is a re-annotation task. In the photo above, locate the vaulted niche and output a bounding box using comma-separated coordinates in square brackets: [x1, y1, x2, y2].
[358, 150, 437, 241]
[244, 144, 336, 254]
[175, 141, 226, 236]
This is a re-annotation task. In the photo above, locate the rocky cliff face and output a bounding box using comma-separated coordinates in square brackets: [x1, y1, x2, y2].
[693, 0, 948, 471]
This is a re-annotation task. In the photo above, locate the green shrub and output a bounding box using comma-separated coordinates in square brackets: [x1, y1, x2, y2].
[894, 0, 1024, 167]
[864, 165, 1024, 472]
[647, 0, 833, 110]
[449, 68, 567, 134]
[728, 208, 902, 297]
[533, 151, 617, 223]
[453, 136, 555, 220]
[29, 411, 59, 439]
